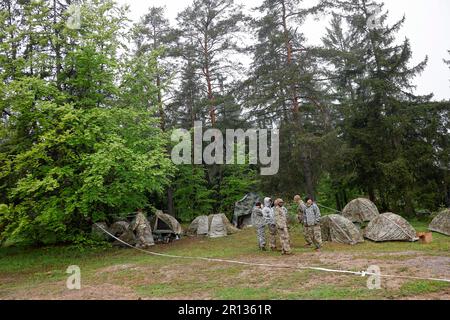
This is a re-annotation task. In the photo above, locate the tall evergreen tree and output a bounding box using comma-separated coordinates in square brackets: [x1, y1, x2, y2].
[177, 0, 246, 126]
[132, 6, 178, 131]
[322, 0, 431, 215]
[244, 0, 330, 198]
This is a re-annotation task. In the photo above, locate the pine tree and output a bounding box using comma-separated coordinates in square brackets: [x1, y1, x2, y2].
[132, 6, 178, 131]
[322, 0, 431, 215]
[177, 0, 247, 126]
[245, 0, 330, 198]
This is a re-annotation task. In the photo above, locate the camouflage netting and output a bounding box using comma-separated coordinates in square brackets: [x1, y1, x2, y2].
[364, 213, 418, 242]
[188, 214, 239, 238]
[151, 210, 183, 236]
[233, 193, 261, 228]
[109, 221, 130, 236]
[342, 198, 380, 224]
[130, 212, 155, 247]
[429, 209, 450, 236]
[92, 213, 156, 247]
[91, 222, 110, 242]
[320, 214, 364, 245]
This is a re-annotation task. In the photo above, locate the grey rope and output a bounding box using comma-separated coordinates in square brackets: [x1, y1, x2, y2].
[94, 223, 450, 284]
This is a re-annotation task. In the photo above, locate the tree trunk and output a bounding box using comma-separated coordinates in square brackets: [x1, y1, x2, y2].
[53, 0, 62, 89]
[404, 192, 415, 217]
[281, 0, 300, 118]
[167, 187, 174, 217]
[203, 31, 216, 126]
[445, 182, 450, 207]
[368, 185, 376, 203]
[156, 73, 165, 131]
[302, 154, 315, 199]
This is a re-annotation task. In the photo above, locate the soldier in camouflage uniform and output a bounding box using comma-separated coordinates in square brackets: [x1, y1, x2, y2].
[252, 202, 267, 251]
[262, 197, 277, 251]
[302, 198, 322, 252]
[294, 195, 313, 247]
[274, 199, 292, 255]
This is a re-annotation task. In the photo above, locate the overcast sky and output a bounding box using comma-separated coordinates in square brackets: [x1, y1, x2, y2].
[116, 0, 450, 101]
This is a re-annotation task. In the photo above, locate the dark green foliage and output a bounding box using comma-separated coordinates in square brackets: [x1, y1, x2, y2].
[172, 165, 214, 222]
[0, 1, 174, 246]
[0, 77, 173, 245]
[320, 1, 449, 214]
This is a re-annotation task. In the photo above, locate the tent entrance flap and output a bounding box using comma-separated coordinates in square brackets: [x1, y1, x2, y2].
[155, 218, 171, 233]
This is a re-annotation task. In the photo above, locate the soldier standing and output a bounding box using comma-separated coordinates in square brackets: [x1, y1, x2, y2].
[252, 202, 267, 251]
[302, 198, 323, 252]
[262, 197, 277, 251]
[274, 199, 292, 255]
[294, 195, 313, 248]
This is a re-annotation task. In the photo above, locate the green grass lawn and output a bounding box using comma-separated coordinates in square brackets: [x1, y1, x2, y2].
[0, 220, 449, 300]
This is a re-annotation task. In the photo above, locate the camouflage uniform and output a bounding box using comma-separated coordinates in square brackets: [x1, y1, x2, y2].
[251, 206, 266, 249]
[298, 201, 312, 246]
[303, 203, 322, 249]
[296, 200, 305, 223]
[275, 205, 292, 254]
[262, 197, 277, 250]
[268, 224, 277, 249]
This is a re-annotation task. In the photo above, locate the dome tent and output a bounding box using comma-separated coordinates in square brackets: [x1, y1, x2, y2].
[208, 214, 228, 238]
[321, 214, 364, 245]
[150, 211, 183, 243]
[188, 214, 239, 238]
[429, 209, 450, 236]
[342, 198, 380, 224]
[188, 215, 209, 236]
[364, 213, 418, 242]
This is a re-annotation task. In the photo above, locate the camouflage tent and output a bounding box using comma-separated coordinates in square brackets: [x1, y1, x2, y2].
[321, 214, 364, 245]
[188, 215, 209, 236]
[364, 213, 418, 242]
[188, 214, 239, 238]
[91, 221, 137, 246]
[429, 209, 450, 236]
[342, 198, 379, 224]
[151, 211, 183, 235]
[151, 211, 183, 243]
[109, 221, 130, 236]
[91, 222, 110, 242]
[233, 193, 261, 228]
[130, 212, 155, 248]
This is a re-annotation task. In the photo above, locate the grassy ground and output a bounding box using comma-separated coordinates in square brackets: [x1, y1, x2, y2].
[0, 221, 449, 300]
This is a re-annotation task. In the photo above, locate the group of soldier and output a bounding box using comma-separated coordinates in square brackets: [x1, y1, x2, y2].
[251, 195, 323, 255]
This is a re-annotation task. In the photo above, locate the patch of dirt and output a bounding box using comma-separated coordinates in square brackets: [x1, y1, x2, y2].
[402, 290, 450, 300]
[3, 282, 139, 300]
[97, 264, 140, 274]
[402, 256, 450, 277]
[2, 231, 449, 300]
[141, 292, 213, 301]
